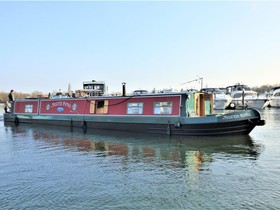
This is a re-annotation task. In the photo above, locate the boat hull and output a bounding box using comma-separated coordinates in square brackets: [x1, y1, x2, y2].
[4, 108, 264, 136]
[228, 99, 266, 110]
[268, 99, 280, 108]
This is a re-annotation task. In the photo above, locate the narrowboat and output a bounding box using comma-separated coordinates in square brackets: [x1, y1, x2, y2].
[3, 82, 265, 136]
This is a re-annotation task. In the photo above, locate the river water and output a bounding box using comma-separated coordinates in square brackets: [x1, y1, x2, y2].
[0, 108, 279, 210]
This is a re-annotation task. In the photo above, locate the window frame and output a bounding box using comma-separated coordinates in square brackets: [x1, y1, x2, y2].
[153, 101, 173, 115]
[127, 102, 143, 115]
[24, 104, 33, 113]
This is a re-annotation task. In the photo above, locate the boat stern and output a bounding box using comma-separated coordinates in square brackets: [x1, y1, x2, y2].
[3, 113, 17, 124]
[255, 119, 265, 126]
[251, 108, 265, 126]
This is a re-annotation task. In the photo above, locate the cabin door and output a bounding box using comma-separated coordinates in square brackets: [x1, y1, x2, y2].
[199, 94, 205, 116]
[198, 94, 213, 116]
[204, 100, 211, 115]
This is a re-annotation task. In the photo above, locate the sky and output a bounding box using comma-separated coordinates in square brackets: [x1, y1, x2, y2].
[1, 1, 280, 94]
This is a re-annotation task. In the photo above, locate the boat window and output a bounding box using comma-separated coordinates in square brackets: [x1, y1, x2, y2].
[127, 102, 143, 114]
[245, 92, 257, 97]
[24, 104, 33, 113]
[233, 92, 257, 98]
[233, 93, 242, 98]
[96, 100, 108, 114]
[274, 92, 280, 97]
[133, 90, 148, 95]
[153, 102, 172, 115]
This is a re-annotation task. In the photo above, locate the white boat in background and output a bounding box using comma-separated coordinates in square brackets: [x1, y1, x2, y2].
[263, 87, 280, 108]
[201, 88, 232, 110]
[225, 84, 266, 110]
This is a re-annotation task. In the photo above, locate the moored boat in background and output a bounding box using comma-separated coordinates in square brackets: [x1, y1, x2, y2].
[263, 87, 280, 108]
[225, 83, 266, 110]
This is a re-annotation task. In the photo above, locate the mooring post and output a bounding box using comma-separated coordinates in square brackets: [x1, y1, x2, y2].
[70, 118, 73, 132]
[167, 121, 171, 136]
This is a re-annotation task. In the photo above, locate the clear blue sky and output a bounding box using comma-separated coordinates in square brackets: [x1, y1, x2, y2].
[1, 1, 280, 94]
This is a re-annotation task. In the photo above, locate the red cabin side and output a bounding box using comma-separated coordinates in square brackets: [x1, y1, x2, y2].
[40, 99, 88, 115]
[105, 95, 181, 116]
[15, 95, 181, 116]
[14, 100, 39, 114]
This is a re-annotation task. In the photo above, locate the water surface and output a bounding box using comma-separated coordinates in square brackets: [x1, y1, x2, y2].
[0, 109, 279, 209]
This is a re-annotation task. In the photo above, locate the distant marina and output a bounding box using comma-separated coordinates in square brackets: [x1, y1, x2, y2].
[1, 79, 279, 112]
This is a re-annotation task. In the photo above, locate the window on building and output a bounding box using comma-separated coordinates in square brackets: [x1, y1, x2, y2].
[127, 102, 143, 114]
[153, 102, 172, 114]
[25, 104, 33, 113]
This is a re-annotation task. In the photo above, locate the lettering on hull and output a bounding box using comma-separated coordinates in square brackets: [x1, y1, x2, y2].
[222, 112, 252, 120]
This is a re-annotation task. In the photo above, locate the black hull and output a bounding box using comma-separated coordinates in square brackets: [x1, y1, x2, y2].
[4, 113, 261, 136]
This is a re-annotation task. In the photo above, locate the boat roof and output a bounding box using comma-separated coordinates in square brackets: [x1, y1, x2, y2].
[17, 90, 213, 102]
[269, 86, 280, 91]
[76, 89, 103, 93]
[201, 88, 224, 93]
[226, 84, 251, 91]
[272, 88, 280, 93]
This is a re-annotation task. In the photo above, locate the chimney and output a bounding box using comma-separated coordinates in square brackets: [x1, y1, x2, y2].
[122, 82, 126, 96]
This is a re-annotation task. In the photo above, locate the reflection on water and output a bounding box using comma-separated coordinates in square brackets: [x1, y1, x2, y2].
[3, 110, 280, 210]
[4, 123, 263, 173]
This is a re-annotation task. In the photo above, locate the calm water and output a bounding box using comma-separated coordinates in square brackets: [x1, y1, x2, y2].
[0, 108, 279, 210]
